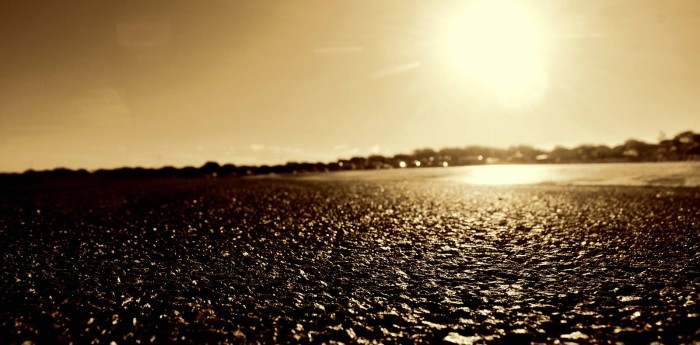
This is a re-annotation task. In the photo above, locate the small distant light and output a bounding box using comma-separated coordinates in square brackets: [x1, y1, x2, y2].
[442, 162, 449, 167]
[414, 160, 421, 167]
[399, 161, 407, 168]
[478, 155, 483, 160]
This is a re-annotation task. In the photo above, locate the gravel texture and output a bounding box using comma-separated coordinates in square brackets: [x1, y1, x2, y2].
[1, 177, 699, 344]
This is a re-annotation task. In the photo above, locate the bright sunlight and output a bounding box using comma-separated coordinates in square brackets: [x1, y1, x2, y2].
[442, 0, 549, 107]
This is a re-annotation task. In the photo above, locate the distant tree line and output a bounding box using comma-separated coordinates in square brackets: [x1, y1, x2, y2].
[2, 130, 699, 182]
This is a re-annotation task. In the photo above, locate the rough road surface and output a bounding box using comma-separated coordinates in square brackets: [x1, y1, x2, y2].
[1, 177, 699, 344]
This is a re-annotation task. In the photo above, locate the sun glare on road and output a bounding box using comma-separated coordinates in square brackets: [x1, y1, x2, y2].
[462, 165, 550, 185]
[442, 0, 549, 107]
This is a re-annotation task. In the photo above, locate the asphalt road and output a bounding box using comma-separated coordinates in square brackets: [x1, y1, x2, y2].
[1, 177, 699, 344]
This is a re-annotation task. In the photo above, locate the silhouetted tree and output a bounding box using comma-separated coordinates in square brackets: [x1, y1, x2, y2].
[199, 161, 221, 177]
[220, 164, 237, 176]
[176, 166, 199, 178]
[366, 155, 388, 169]
[348, 157, 366, 170]
[4, 130, 699, 184]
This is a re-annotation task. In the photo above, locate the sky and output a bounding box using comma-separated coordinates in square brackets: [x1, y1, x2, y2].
[1, 0, 699, 172]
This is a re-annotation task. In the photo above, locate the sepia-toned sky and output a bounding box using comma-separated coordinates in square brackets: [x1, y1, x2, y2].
[1, 0, 699, 172]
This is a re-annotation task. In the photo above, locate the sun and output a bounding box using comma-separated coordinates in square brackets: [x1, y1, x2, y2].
[442, 0, 549, 107]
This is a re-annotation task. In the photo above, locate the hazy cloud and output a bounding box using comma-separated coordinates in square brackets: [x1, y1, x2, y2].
[248, 144, 302, 154]
[372, 61, 420, 78]
[249, 144, 266, 151]
[67, 87, 131, 128]
[70, 87, 130, 115]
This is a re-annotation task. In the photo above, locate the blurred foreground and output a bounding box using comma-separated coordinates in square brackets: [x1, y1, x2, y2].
[0, 173, 699, 343]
